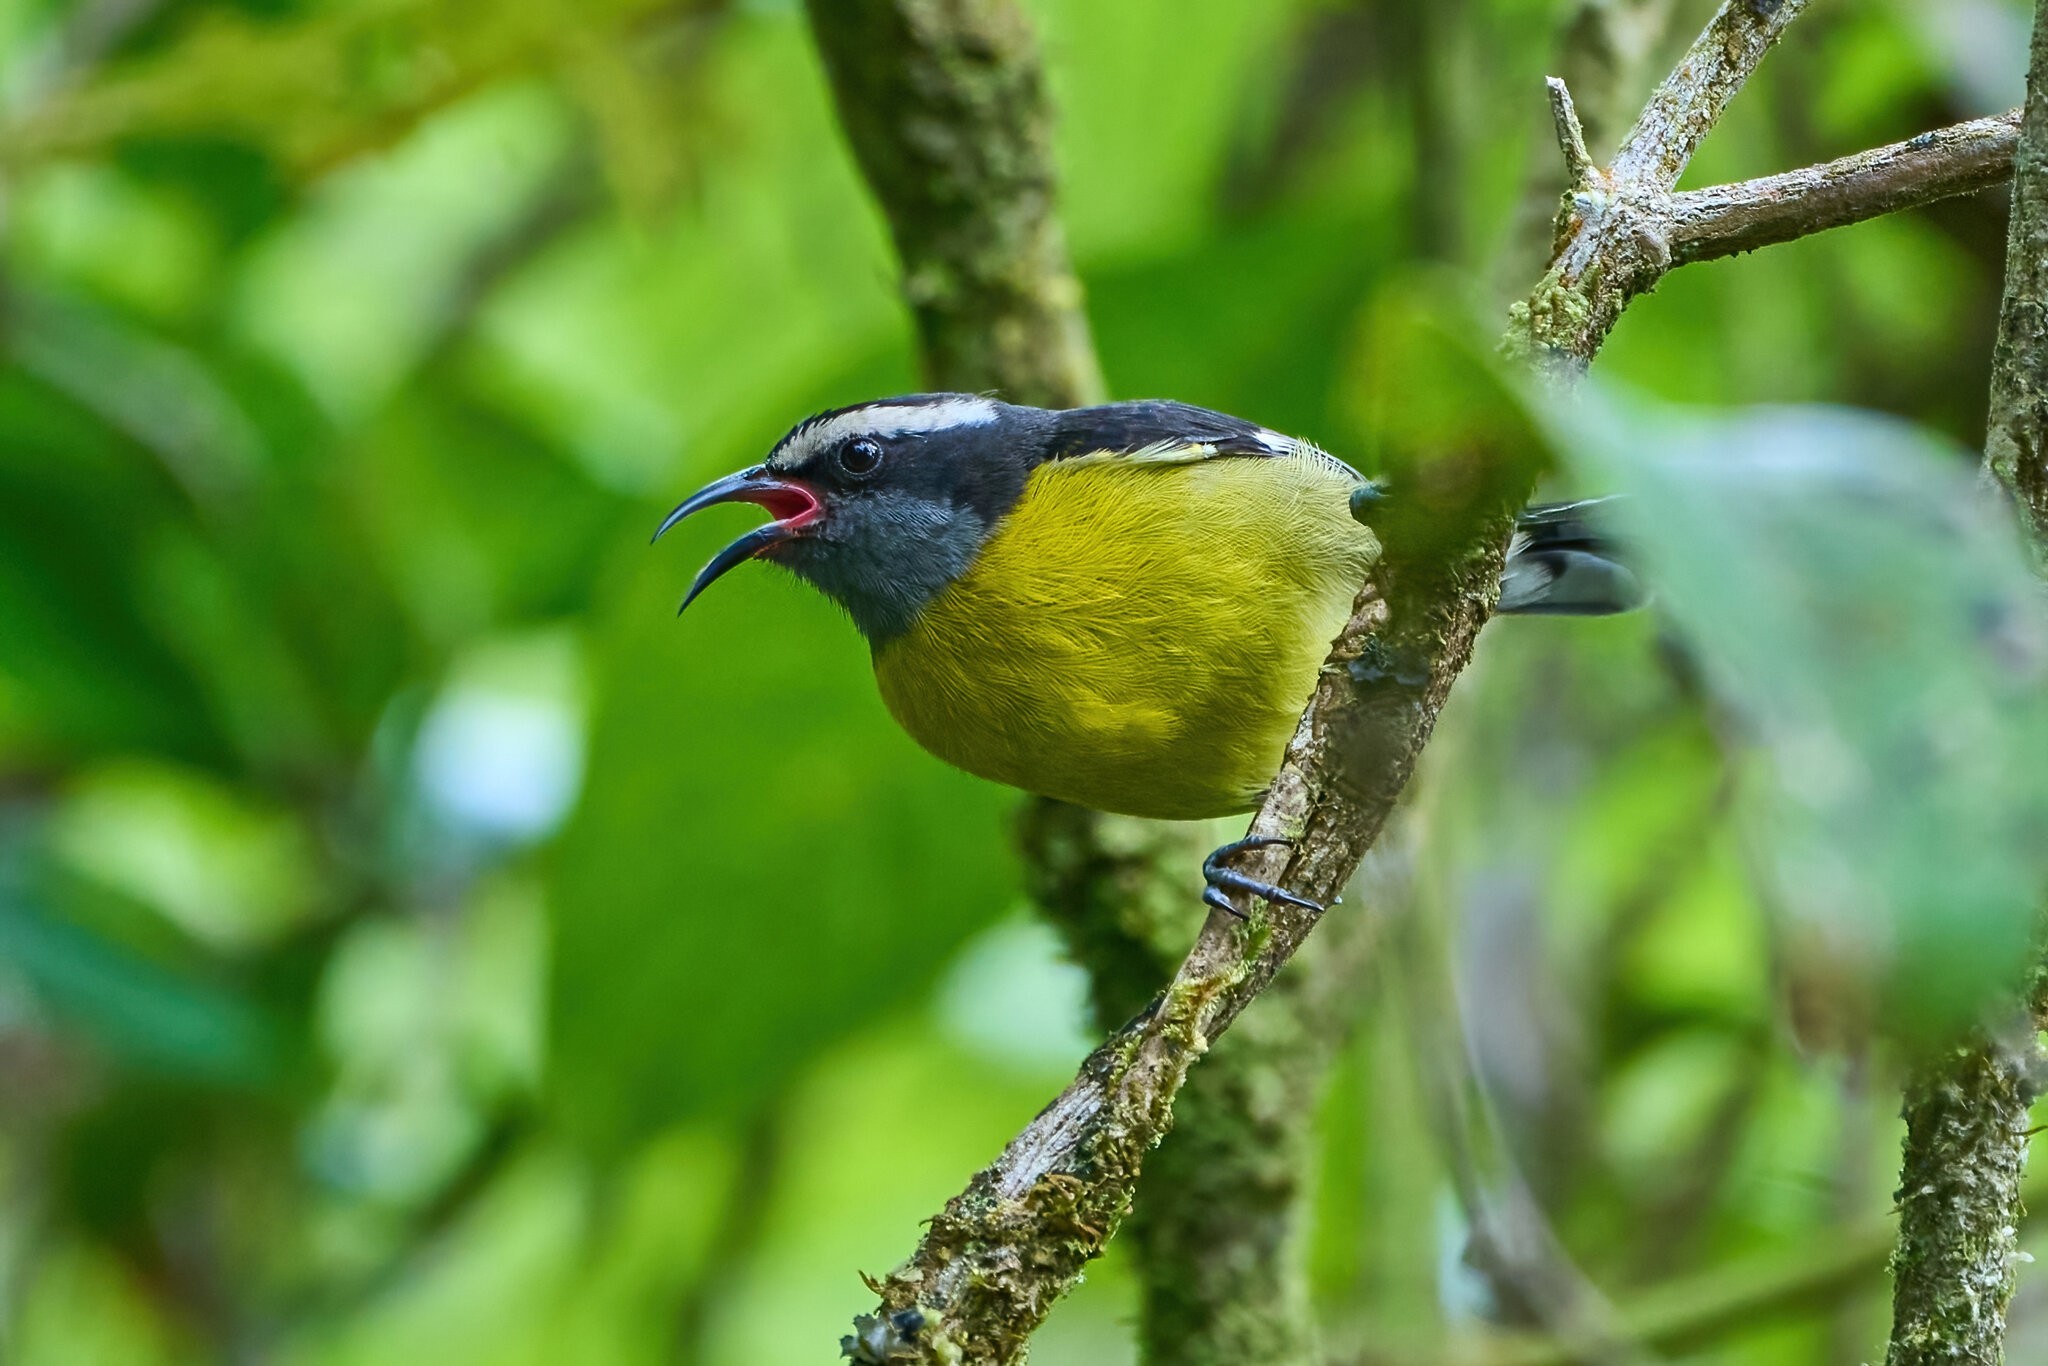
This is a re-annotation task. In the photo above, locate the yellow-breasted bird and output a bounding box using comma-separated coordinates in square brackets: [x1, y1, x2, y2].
[657, 394, 1639, 916]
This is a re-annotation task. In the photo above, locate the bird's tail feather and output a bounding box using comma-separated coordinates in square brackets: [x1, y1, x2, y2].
[1496, 497, 1645, 616]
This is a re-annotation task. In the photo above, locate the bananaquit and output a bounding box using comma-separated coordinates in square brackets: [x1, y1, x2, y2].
[657, 394, 1638, 916]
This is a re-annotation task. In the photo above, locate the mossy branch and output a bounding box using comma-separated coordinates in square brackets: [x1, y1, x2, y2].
[1883, 3, 2048, 1361]
[1986, 3, 2048, 546]
[1885, 1036, 2042, 1366]
[802, 0, 1101, 410]
[1020, 803, 1376, 1366]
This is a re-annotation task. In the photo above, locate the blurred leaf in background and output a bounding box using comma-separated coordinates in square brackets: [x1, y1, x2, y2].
[1558, 395, 2048, 1042]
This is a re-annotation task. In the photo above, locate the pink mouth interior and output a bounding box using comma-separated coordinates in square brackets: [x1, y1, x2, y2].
[755, 483, 822, 531]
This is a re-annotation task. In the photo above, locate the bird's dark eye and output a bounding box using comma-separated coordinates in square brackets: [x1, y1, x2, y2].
[837, 436, 884, 477]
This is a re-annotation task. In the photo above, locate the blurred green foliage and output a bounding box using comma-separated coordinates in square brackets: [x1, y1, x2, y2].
[0, 0, 2044, 1362]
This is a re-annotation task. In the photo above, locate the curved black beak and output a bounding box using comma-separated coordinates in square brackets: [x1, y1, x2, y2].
[653, 464, 822, 615]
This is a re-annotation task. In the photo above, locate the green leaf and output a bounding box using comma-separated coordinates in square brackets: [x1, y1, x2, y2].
[1556, 392, 2048, 1039]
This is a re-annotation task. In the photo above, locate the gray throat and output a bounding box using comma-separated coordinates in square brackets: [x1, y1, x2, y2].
[780, 490, 992, 642]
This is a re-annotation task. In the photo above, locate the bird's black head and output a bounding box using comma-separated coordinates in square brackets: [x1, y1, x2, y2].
[655, 394, 1054, 640]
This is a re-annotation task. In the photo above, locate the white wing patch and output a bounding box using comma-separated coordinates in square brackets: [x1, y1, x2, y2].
[1057, 430, 1364, 479]
[1057, 440, 1224, 468]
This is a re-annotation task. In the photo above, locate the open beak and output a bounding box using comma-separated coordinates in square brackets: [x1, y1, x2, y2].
[653, 464, 823, 614]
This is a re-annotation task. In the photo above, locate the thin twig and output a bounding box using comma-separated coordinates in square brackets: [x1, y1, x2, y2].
[1547, 78, 1595, 189]
[1670, 111, 2020, 265]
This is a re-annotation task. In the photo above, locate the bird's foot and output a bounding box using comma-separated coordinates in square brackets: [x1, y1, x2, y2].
[1349, 480, 1390, 524]
[1202, 835, 1323, 921]
[1345, 636, 1432, 689]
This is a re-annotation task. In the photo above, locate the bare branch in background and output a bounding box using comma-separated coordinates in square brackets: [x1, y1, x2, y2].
[1668, 111, 2020, 265]
[802, 0, 1102, 409]
[673, 1100, 788, 1360]
[1884, 5, 2048, 1362]
[1390, 860, 1642, 1366]
[1986, 6, 2048, 544]
[1460, 1173, 2042, 1366]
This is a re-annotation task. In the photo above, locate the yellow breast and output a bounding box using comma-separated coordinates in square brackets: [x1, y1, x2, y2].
[871, 454, 1377, 820]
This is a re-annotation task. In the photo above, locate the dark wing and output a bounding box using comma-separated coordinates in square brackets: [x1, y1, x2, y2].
[1045, 400, 1362, 479]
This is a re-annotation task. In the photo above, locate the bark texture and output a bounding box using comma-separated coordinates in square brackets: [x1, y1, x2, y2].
[803, 0, 1101, 409]
[1020, 804, 1373, 1366]
[1987, 4, 2048, 545]
[1885, 1039, 2040, 1366]
[1884, 4, 2048, 1362]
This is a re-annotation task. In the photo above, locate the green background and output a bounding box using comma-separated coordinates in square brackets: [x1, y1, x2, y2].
[0, 0, 2043, 1360]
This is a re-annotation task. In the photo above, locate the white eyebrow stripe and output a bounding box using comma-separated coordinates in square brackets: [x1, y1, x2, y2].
[798, 397, 1000, 451]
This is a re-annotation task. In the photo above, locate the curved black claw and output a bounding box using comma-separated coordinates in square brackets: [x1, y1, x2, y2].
[1202, 835, 1324, 921]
